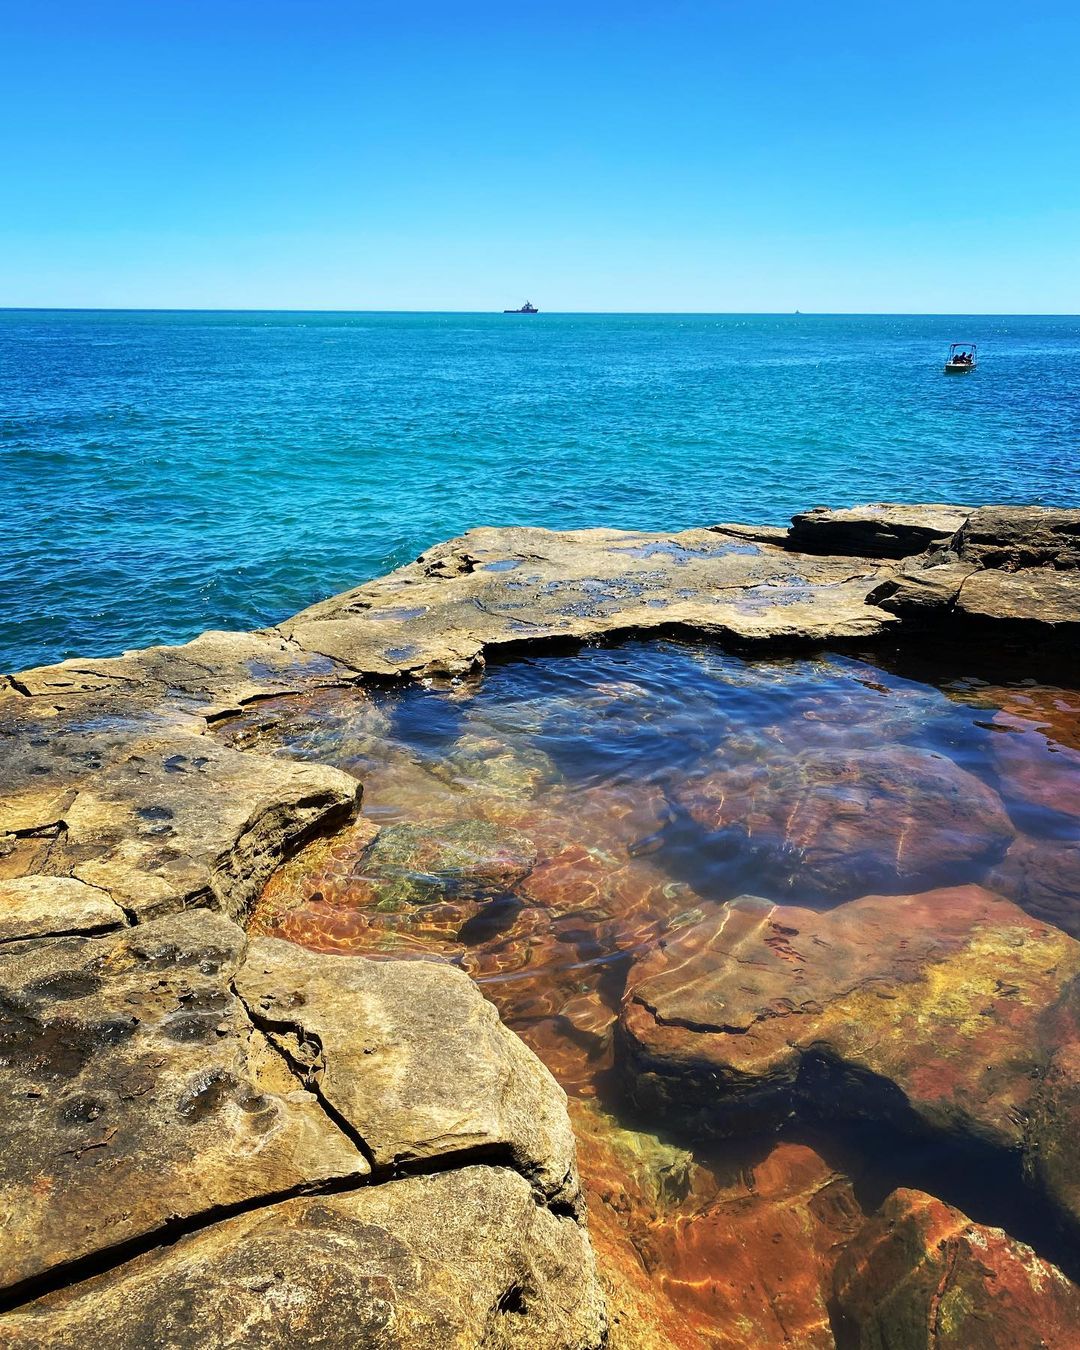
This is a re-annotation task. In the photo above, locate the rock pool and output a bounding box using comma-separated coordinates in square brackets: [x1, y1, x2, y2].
[218, 638, 1080, 1347]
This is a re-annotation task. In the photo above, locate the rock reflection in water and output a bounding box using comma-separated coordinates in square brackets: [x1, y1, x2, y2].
[220, 640, 1080, 1346]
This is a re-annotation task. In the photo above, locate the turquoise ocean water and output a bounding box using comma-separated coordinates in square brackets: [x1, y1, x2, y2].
[3, 310, 1078, 673]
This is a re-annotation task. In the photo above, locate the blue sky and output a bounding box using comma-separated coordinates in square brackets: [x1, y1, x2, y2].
[2, 1, 1077, 311]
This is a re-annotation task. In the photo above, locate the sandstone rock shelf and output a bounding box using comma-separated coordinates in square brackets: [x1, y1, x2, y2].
[1, 502, 1078, 1346]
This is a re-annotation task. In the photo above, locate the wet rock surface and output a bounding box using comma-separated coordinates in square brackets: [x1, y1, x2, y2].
[670, 748, 1014, 900]
[619, 888, 1080, 1226]
[833, 1188, 1080, 1349]
[2, 502, 1079, 1345]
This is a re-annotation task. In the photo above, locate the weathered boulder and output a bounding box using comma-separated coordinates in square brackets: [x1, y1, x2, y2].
[235, 936, 580, 1207]
[954, 505, 1080, 571]
[49, 735, 360, 921]
[0, 875, 126, 943]
[619, 888, 1080, 1226]
[0, 911, 368, 1296]
[670, 748, 1014, 900]
[0, 1166, 606, 1349]
[788, 504, 972, 559]
[832, 1189, 1080, 1349]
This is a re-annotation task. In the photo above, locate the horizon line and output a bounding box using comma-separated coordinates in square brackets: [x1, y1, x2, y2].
[2, 307, 1079, 318]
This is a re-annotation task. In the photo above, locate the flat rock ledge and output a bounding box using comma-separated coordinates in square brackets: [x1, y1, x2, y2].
[1, 501, 1078, 1346]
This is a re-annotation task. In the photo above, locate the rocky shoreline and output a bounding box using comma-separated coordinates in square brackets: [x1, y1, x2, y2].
[2, 502, 1079, 1347]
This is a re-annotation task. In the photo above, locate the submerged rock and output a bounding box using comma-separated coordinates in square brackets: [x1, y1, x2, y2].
[619, 888, 1080, 1229]
[833, 1189, 1080, 1349]
[0, 1166, 606, 1349]
[670, 747, 1014, 900]
[989, 835, 1080, 937]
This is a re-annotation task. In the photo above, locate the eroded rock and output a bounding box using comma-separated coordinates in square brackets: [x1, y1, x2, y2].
[0, 1166, 606, 1349]
[0, 911, 367, 1296]
[789, 503, 972, 559]
[955, 505, 1080, 571]
[51, 735, 360, 921]
[235, 936, 580, 1207]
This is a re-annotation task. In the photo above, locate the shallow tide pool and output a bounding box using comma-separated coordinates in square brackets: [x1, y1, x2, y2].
[218, 640, 1080, 1345]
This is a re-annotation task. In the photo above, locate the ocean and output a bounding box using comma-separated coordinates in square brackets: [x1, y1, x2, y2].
[3, 310, 1078, 673]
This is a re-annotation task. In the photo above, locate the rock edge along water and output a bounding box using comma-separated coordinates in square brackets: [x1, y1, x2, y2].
[1, 503, 1078, 1347]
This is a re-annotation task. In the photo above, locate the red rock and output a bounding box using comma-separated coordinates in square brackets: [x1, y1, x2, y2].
[991, 710, 1080, 825]
[833, 1189, 1080, 1349]
[571, 1100, 865, 1350]
[671, 747, 1014, 899]
[988, 834, 1080, 938]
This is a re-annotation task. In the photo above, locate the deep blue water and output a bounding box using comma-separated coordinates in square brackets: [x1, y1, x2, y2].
[3, 310, 1078, 673]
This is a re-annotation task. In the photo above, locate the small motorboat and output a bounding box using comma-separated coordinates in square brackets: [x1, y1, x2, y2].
[944, 342, 977, 374]
[503, 301, 539, 314]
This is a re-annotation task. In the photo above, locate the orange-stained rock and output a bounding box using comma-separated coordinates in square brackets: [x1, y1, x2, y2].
[619, 888, 1080, 1229]
[832, 1189, 1080, 1349]
[670, 748, 1014, 900]
[987, 686, 1080, 754]
[571, 1099, 866, 1350]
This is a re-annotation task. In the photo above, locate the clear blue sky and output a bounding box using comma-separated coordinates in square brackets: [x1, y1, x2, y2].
[2, 1, 1077, 312]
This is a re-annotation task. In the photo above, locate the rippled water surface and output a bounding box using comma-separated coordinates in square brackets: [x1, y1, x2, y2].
[219, 639, 1080, 1345]
[5, 310, 1080, 671]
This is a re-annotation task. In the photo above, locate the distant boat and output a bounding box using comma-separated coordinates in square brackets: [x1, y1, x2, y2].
[503, 301, 539, 314]
[944, 342, 977, 374]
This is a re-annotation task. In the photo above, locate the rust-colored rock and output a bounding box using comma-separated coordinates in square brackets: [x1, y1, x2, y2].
[670, 748, 1014, 900]
[619, 888, 1080, 1227]
[833, 1188, 1080, 1349]
[571, 1098, 865, 1350]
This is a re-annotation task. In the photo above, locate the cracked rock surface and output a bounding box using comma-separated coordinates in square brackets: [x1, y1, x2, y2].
[236, 937, 580, 1208]
[0, 1166, 604, 1349]
[0, 911, 368, 1297]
